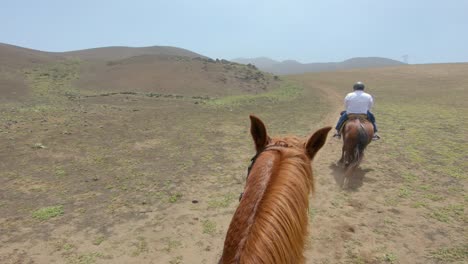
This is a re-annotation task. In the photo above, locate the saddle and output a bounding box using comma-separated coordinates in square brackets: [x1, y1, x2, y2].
[348, 114, 368, 120]
[339, 114, 368, 133]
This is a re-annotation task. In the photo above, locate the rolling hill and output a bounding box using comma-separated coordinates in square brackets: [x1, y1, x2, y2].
[0, 43, 280, 101]
[0, 43, 61, 68]
[61, 45, 207, 61]
[0, 43, 205, 66]
[232, 56, 406, 75]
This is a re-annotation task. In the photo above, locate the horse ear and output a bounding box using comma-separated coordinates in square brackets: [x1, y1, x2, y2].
[250, 115, 270, 152]
[305, 126, 332, 159]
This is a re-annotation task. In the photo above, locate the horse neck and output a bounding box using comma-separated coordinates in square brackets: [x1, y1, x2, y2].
[222, 149, 313, 264]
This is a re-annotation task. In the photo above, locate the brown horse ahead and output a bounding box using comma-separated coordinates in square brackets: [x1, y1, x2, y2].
[219, 115, 331, 264]
[339, 114, 374, 186]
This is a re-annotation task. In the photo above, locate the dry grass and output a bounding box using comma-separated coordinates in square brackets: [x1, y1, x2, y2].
[1, 60, 466, 263]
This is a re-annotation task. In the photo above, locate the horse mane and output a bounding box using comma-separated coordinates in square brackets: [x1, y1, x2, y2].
[223, 136, 314, 264]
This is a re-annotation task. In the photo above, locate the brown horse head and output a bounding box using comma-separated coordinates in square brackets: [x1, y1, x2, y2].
[219, 115, 331, 264]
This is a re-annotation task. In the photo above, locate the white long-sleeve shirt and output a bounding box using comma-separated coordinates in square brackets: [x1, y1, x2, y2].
[345, 90, 374, 114]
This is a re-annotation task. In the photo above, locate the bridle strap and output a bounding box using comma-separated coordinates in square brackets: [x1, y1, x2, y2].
[246, 145, 283, 178]
[240, 145, 285, 202]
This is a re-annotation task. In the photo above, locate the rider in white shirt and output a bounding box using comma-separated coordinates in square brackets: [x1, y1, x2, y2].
[333, 82, 380, 140]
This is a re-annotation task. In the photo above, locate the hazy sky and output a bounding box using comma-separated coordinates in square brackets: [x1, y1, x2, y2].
[2, 0, 468, 64]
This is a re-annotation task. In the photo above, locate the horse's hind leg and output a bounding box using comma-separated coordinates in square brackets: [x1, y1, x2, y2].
[344, 149, 351, 167]
[343, 172, 349, 189]
[342, 166, 351, 188]
[338, 147, 345, 164]
[343, 164, 356, 188]
[342, 174, 348, 188]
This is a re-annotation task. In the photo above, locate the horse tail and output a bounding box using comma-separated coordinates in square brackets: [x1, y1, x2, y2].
[351, 122, 369, 168]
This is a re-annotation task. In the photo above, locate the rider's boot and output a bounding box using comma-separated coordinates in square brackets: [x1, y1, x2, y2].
[333, 130, 341, 139]
[372, 133, 381, 141]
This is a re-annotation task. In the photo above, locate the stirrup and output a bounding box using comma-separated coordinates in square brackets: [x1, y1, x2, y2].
[333, 133, 341, 139]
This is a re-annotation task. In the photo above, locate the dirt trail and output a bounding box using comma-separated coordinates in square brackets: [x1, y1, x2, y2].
[296, 79, 463, 264]
[300, 81, 386, 263]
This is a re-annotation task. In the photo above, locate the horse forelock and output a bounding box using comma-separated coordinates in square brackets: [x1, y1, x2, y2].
[225, 139, 313, 264]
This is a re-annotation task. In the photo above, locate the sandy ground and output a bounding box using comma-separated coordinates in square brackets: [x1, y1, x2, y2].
[1, 68, 466, 263]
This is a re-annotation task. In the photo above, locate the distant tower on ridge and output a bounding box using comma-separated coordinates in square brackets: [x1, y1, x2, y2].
[402, 54, 409, 64]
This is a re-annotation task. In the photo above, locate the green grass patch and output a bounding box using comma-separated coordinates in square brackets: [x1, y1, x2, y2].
[419, 185, 431, 191]
[427, 245, 468, 262]
[169, 256, 183, 264]
[208, 193, 237, 209]
[151, 191, 164, 199]
[383, 218, 396, 226]
[66, 252, 103, 264]
[32, 205, 64, 221]
[202, 220, 217, 235]
[398, 187, 411, 198]
[411, 201, 428, 208]
[423, 193, 445, 201]
[429, 210, 450, 223]
[165, 239, 182, 253]
[92, 236, 105, 246]
[131, 236, 148, 257]
[380, 252, 398, 263]
[402, 172, 417, 183]
[24, 59, 81, 105]
[308, 207, 319, 221]
[55, 167, 67, 177]
[16, 104, 64, 114]
[207, 81, 302, 107]
[383, 196, 399, 207]
[168, 192, 183, 203]
[63, 243, 74, 251]
[428, 204, 464, 223]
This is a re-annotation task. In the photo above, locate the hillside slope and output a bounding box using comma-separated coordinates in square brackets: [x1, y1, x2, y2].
[0, 43, 63, 100]
[76, 56, 279, 96]
[0, 43, 280, 101]
[0, 43, 61, 68]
